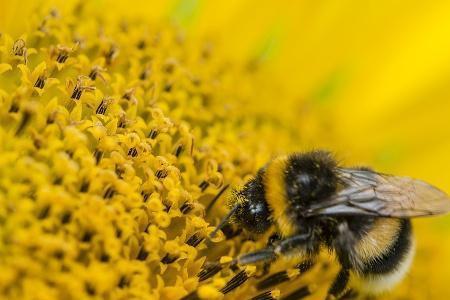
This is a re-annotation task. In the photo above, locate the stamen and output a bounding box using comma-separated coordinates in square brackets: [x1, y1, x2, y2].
[37, 205, 51, 219]
[105, 45, 119, 65]
[185, 233, 204, 247]
[198, 180, 209, 192]
[80, 180, 90, 193]
[280, 286, 311, 300]
[103, 186, 115, 199]
[148, 129, 158, 139]
[9, 103, 19, 113]
[60, 212, 72, 224]
[257, 260, 314, 290]
[93, 149, 103, 164]
[85, 283, 96, 295]
[71, 77, 95, 100]
[15, 110, 32, 136]
[180, 202, 194, 214]
[174, 144, 183, 157]
[251, 290, 281, 300]
[220, 269, 250, 294]
[88, 65, 106, 81]
[161, 253, 179, 264]
[34, 75, 46, 89]
[117, 276, 129, 288]
[136, 247, 149, 260]
[81, 231, 94, 242]
[155, 169, 168, 179]
[257, 271, 289, 290]
[128, 147, 138, 157]
[12, 39, 28, 64]
[96, 99, 108, 115]
[197, 262, 222, 282]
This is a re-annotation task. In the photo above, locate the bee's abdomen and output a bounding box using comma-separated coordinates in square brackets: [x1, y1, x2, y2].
[355, 219, 414, 294]
[360, 219, 412, 274]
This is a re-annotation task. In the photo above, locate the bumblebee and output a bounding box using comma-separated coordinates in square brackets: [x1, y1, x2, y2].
[210, 150, 450, 299]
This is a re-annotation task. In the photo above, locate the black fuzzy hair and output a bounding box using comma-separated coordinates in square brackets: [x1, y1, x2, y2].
[285, 150, 338, 209]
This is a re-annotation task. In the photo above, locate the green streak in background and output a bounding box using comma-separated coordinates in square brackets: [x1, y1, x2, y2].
[250, 24, 283, 65]
[170, 0, 201, 27]
[311, 69, 347, 104]
[375, 143, 405, 167]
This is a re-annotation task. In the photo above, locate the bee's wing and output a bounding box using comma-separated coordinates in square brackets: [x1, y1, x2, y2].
[305, 168, 450, 217]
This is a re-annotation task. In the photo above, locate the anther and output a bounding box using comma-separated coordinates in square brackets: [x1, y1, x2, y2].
[137, 40, 146, 49]
[37, 205, 51, 219]
[88, 65, 106, 81]
[93, 149, 103, 165]
[12, 39, 28, 64]
[105, 45, 119, 65]
[197, 262, 222, 282]
[127, 147, 138, 157]
[161, 253, 179, 264]
[198, 180, 209, 192]
[15, 110, 32, 136]
[85, 283, 96, 295]
[136, 247, 149, 261]
[9, 103, 19, 113]
[141, 191, 151, 202]
[185, 233, 205, 247]
[103, 186, 115, 199]
[60, 212, 72, 224]
[81, 231, 94, 242]
[155, 169, 168, 179]
[257, 271, 290, 290]
[71, 76, 95, 100]
[220, 269, 250, 294]
[80, 180, 90, 193]
[251, 290, 281, 300]
[180, 202, 194, 214]
[117, 276, 129, 288]
[281, 286, 312, 300]
[34, 75, 46, 89]
[140, 68, 150, 80]
[257, 260, 314, 290]
[95, 99, 108, 115]
[148, 129, 158, 139]
[174, 144, 183, 157]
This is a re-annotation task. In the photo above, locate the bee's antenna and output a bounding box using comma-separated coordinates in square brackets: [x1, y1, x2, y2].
[209, 204, 239, 239]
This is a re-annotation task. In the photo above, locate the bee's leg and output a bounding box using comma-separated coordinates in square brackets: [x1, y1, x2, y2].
[256, 259, 315, 290]
[233, 232, 312, 265]
[325, 268, 350, 300]
[255, 233, 283, 278]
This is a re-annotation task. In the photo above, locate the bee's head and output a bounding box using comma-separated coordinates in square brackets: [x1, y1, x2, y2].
[230, 174, 272, 234]
[208, 170, 272, 239]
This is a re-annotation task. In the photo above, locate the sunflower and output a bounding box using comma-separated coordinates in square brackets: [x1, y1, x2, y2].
[1, 1, 450, 299]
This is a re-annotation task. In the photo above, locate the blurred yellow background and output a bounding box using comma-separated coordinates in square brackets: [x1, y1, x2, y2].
[2, 0, 450, 298]
[3, 0, 450, 184]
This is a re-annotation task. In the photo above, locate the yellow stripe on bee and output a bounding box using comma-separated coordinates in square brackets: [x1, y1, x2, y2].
[264, 155, 297, 237]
